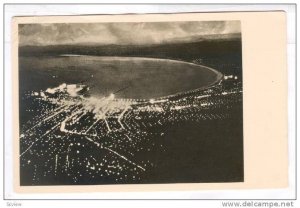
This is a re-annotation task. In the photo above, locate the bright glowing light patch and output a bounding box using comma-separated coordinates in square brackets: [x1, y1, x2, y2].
[109, 93, 115, 100]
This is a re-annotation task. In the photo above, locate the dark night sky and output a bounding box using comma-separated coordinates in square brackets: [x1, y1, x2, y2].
[19, 21, 241, 46]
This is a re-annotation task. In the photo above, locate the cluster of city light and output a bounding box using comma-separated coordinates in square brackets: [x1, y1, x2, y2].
[20, 74, 242, 185]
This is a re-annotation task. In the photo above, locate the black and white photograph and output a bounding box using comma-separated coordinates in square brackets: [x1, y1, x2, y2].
[18, 19, 243, 186]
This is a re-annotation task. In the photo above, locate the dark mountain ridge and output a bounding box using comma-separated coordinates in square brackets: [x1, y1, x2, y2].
[19, 38, 242, 63]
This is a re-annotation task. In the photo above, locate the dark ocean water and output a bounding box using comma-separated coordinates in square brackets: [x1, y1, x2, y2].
[19, 56, 221, 99]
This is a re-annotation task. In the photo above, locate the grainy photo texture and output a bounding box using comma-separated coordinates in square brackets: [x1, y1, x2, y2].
[18, 20, 243, 185]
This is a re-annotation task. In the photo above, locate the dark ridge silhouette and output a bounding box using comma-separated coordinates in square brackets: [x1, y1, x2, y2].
[19, 39, 242, 61]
